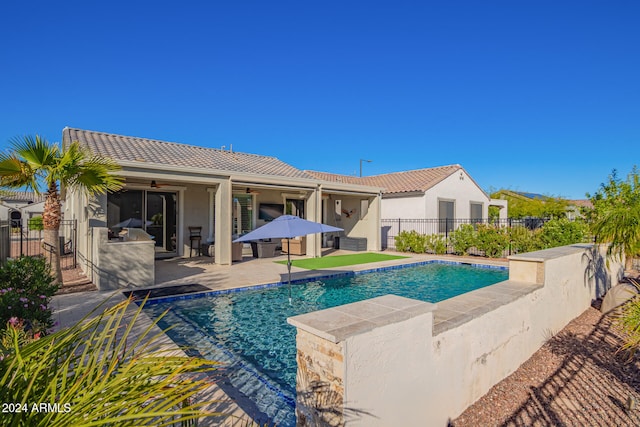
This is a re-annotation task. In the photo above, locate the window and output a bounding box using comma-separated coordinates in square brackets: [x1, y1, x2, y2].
[438, 200, 455, 233]
[107, 190, 144, 231]
[470, 202, 483, 223]
[233, 195, 254, 235]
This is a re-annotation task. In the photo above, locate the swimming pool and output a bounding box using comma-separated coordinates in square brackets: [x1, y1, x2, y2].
[142, 261, 507, 426]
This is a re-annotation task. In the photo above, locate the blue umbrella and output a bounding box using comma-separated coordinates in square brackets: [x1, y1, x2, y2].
[233, 215, 343, 301]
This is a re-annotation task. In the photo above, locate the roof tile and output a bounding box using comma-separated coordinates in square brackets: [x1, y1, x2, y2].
[63, 128, 313, 179]
[306, 165, 462, 194]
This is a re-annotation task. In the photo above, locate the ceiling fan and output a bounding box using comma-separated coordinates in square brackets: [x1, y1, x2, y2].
[150, 180, 172, 189]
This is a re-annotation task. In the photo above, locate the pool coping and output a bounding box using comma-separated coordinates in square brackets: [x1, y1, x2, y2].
[136, 259, 508, 306]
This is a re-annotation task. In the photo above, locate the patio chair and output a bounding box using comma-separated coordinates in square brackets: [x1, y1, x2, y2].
[188, 226, 202, 257]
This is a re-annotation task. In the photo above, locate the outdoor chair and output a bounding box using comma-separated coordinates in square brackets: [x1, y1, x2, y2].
[281, 236, 306, 255]
[188, 226, 202, 257]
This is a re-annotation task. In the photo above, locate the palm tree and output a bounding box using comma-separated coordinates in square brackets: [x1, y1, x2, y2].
[588, 167, 640, 271]
[0, 135, 123, 283]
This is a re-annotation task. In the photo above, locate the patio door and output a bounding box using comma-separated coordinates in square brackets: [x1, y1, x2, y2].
[107, 189, 178, 258]
[146, 191, 177, 256]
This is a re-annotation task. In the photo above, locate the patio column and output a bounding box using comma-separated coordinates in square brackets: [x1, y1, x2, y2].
[306, 186, 320, 257]
[206, 187, 216, 243]
[214, 180, 232, 265]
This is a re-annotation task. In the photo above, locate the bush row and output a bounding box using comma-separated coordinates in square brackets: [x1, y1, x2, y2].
[395, 218, 590, 258]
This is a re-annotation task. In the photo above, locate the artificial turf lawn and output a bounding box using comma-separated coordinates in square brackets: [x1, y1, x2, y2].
[275, 252, 408, 270]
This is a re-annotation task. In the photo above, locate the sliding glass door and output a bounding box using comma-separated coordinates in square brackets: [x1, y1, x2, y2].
[107, 190, 178, 257]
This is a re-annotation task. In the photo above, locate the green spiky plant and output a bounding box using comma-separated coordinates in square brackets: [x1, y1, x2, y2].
[615, 295, 640, 361]
[0, 297, 227, 427]
[587, 167, 640, 271]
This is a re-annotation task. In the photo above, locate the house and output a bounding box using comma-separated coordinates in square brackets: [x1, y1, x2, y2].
[307, 166, 506, 248]
[0, 191, 47, 225]
[307, 164, 507, 222]
[62, 128, 383, 290]
[566, 199, 593, 220]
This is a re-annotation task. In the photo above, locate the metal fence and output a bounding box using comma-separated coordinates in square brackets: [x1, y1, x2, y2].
[1, 218, 77, 269]
[381, 217, 553, 257]
[0, 220, 10, 265]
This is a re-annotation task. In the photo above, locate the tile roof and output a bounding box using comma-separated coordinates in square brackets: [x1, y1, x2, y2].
[63, 128, 313, 179]
[569, 199, 593, 209]
[0, 191, 46, 204]
[306, 165, 463, 194]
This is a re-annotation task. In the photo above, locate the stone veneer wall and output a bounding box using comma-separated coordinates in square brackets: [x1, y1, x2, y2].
[295, 329, 345, 426]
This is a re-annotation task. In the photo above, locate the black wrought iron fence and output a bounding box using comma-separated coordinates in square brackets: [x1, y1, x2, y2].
[0, 220, 10, 265]
[5, 218, 77, 269]
[381, 217, 553, 257]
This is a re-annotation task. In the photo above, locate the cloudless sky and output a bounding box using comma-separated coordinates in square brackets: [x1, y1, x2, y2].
[1, 1, 638, 199]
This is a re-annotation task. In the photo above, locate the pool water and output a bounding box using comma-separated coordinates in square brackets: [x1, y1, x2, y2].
[143, 262, 507, 426]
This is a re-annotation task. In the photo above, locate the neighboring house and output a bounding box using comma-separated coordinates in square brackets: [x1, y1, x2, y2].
[307, 164, 507, 224]
[0, 191, 47, 225]
[62, 128, 383, 290]
[566, 199, 593, 220]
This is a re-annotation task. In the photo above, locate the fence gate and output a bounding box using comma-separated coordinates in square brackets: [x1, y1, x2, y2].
[7, 218, 77, 269]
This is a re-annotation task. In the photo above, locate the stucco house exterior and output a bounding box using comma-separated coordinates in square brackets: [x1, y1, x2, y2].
[62, 128, 383, 290]
[307, 166, 507, 248]
[0, 191, 46, 223]
[307, 165, 507, 222]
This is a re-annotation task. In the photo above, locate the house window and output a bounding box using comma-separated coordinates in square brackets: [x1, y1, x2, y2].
[438, 200, 455, 233]
[233, 194, 253, 236]
[470, 202, 483, 223]
[107, 190, 144, 232]
[107, 189, 178, 255]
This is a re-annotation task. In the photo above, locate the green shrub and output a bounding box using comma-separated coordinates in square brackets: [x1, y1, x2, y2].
[0, 257, 58, 334]
[425, 234, 447, 254]
[395, 230, 428, 253]
[475, 224, 509, 258]
[450, 224, 476, 255]
[539, 218, 588, 248]
[509, 226, 542, 254]
[27, 216, 43, 232]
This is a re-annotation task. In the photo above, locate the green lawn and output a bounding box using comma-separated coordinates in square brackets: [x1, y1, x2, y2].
[275, 252, 408, 270]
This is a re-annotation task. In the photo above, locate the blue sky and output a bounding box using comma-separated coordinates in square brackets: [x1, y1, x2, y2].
[1, 1, 638, 199]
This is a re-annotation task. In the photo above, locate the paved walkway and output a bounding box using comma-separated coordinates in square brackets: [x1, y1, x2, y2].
[51, 250, 508, 425]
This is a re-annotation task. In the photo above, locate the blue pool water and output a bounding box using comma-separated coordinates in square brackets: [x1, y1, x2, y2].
[142, 261, 507, 426]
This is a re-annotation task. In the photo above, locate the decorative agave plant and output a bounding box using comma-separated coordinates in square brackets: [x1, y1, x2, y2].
[0, 297, 227, 427]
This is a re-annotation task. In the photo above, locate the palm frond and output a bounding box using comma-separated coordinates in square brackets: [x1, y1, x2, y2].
[58, 142, 123, 195]
[0, 153, 39, 190]
[9, 135, 59, 170]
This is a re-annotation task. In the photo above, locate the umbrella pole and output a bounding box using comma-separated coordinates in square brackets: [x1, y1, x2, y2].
[287, 238, 292, 304]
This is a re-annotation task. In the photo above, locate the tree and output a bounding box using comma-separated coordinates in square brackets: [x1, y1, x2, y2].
[0, 136, 123, 283]
[587, 167, 640, 271]
[490, 190, 569, 219]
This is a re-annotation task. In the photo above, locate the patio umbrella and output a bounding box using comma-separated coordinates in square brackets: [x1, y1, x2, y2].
[113, 218, 152, 228]
[233, 215, 343, 302]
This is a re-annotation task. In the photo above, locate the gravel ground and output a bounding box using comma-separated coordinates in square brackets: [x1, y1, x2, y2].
[452, 304, 640, 426]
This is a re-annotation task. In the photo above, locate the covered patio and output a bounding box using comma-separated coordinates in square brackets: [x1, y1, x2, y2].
[63, 128, 383, 290]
